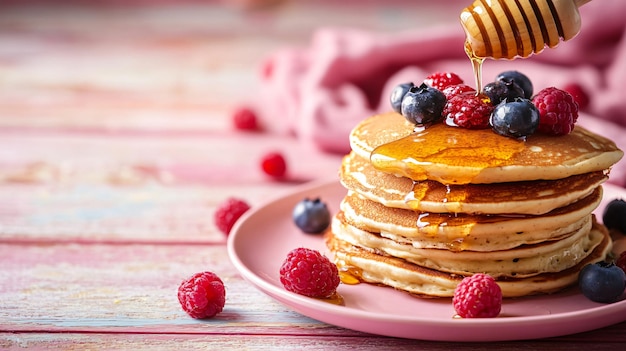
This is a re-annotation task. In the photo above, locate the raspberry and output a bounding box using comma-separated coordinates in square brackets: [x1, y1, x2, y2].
[563, 83, 590, 111]
[441, 84, 476, 100]
[178, 271, 226, 319]
[260, 152, 287, 178]
[453, 273, 502, 318]
[232, 107, 259, 131]
[443, 92, 493, 129]
[214, 197, 250, 235]
[532, 87, 579, 135]
[616, 251, 626, 275]
[424, 72, 464, 91]
[279, 247, 340, 298]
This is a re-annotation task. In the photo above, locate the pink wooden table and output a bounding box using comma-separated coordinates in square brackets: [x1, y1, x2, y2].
[1, 1, 625, 349]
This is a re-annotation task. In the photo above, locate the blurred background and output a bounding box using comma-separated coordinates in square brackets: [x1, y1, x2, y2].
[0, 0, 462, 136]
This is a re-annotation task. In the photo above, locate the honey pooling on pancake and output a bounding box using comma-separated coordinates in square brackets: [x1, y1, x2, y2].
[370, 123, 525, 184]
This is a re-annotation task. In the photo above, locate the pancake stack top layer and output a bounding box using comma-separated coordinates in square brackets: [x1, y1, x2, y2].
[326, 111, 623, 298]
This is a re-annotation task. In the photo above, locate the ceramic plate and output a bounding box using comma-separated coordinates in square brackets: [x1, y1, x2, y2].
[227, 179, 626, 341]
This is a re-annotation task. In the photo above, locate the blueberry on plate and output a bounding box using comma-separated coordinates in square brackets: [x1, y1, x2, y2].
[578, 262, 626, 303]
[496, 71, 533, 99]
[390, 82, 415, 113]
[490, 97, 539, 138]
[400, 83, 446, 125]
[602, 199, 626, 234]
[483, 80, 525, 105]
[292, 198, 331, 234]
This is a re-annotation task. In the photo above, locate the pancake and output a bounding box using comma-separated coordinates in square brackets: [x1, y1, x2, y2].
[340, 187, 602, 251]
[325, 220, 612, 298]
[340, 151, 608, 215]
[350, 112, 623, 184]
[331, 214, 600, 278]
[327, 106, 622, 299]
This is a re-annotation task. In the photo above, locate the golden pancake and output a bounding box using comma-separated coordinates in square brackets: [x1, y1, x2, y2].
[349, 112, 623, 184]
[340, 151, 608, 215]
[325, 220, 612, 298]
[331, 214, 600, 278]
[340, 187, 602, 251]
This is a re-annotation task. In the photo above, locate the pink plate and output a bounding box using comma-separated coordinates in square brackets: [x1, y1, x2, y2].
[227, 179, 626, 341]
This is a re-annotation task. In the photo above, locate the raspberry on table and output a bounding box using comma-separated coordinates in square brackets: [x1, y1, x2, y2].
[563, 83, 590, 111]
[453, 273, 502, 318]
[279, 247, 340, 298]
[424, 72, 464, 91]
[443, 92, 493, 129]
[532, 87, 579, 135]
[214, 197, 251, 235]
[178, 271, 226, 319]
[232, 106, 260, 131]
[260, 152, 287, 178]
[441, 84, 476, 100]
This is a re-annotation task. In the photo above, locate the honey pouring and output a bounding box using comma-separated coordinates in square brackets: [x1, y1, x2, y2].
[460, 0, 592, 91]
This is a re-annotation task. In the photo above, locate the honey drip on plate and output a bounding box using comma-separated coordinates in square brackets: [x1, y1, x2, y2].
[317, 291, 345, 306]
[339, 271, 361, 285]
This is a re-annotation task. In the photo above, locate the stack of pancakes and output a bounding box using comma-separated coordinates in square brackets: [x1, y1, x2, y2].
[326, 112, 624, 298]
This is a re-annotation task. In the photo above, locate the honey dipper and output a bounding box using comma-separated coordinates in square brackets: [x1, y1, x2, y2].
[461, 0, 592, 59]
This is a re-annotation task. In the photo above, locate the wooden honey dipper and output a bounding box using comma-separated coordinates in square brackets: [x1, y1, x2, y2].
[461, 0, 592, 60]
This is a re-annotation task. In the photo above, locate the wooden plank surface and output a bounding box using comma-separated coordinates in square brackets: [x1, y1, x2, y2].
[1, 1, 625, 349]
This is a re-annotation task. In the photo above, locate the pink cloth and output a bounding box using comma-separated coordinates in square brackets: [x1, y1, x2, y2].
[252, 0, 626, 186]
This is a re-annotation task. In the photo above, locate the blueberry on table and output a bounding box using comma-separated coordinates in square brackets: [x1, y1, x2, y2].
[400, 83, 446, 126]
[602, 199, 626, 234]
[578, 262, 626, 303]
[292, 198, 331, 234]
[490, 97, 539, 138]
[496, 71, 533, 99]
[390, 82, 414, 113]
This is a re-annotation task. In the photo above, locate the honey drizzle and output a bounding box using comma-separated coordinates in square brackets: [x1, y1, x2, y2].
[465, 41, 485, 93]
[370, 124, 524, 184]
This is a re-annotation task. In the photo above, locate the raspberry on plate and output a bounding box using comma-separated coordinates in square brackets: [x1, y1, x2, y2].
[279, 247, 340, 298]
[214, 197, 251, 235]
[453, 273, 502, 318]
[532, 87, 579, 135]
[424, 72, 464, 91]
[260, 152, 287, 178]
[178, 271, 226, 319]
[443, 92, 493, 129]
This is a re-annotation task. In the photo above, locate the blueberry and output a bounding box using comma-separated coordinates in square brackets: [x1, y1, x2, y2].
[390, 82, 414, 113]
[292, 198, 330, 234]
[400, 83, 446, 125]
[578, 262, 626, 303]
[496, 71, 533, 99]
[603, 199, 626, 234]
[483, 80, 525, 105]
[490, 97, 539, 138]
